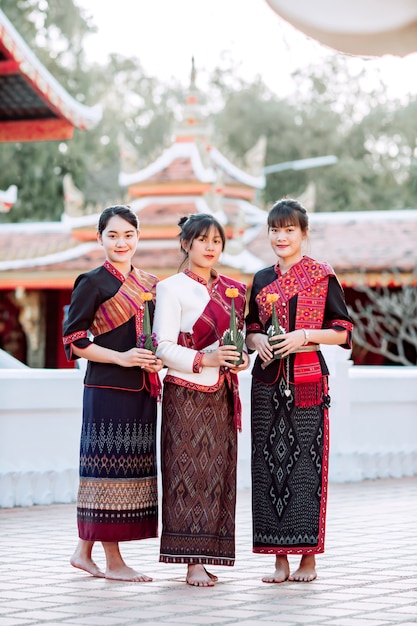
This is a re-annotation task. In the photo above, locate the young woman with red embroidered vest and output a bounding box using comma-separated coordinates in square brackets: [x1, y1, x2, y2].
[153, 214, 249, 587]
[63, 205, 163, 582]
[245, 199, 353, 583]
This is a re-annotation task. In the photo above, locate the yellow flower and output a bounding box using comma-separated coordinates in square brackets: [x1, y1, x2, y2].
[266, 293, 278, 303]
[226, 287, 239, 298]
[223, 286, 244, 365]
[141, 291, 152, 302]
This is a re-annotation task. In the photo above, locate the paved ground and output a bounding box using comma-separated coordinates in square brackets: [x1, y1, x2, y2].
[1, 478, 417, 626]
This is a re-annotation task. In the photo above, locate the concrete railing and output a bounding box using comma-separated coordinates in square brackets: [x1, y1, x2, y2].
[1, 349, 417, 507]
[0, 369, 82, 508]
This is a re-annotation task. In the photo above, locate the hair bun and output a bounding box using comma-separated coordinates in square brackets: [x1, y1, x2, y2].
[178, 216, 189, 227]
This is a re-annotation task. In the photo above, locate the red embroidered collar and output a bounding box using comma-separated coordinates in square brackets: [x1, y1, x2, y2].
[183, 268, 219, 289]
[104, 260, 126, 283]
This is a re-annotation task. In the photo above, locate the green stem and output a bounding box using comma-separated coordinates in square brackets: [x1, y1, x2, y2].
[143, 300, 151, 337]
[271, 302, 279, 334]
[230, 298, 237, 341]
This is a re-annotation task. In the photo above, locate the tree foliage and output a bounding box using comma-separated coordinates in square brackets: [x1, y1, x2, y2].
[1, 1, 416, 222]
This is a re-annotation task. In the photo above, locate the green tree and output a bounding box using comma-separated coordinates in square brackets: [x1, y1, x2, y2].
[0, 2, 185, 221]
[1, 1, 416, 221]
[0, 0, 98, 220]
[212, 76, 341, 208]
[286, 56, 416, 212]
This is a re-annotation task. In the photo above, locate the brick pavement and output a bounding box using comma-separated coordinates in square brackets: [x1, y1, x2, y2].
[1, 478, 417, 626]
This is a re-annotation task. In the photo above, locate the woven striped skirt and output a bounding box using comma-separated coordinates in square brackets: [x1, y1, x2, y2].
[77, 386, 158, 542]
[251, 375, 329, 555]
[160, 382, 237, 566]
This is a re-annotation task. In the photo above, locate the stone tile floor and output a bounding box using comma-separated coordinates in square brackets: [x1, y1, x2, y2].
[1, 478, 417, 626]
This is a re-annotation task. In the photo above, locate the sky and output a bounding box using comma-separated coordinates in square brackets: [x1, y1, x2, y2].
[74, 0, 417, 99]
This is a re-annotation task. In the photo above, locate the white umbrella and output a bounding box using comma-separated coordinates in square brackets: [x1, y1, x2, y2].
[266, 0, 417, 56]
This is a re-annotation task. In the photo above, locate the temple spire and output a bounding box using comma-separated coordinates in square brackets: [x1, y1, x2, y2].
[190, 56, 196, 89]
[174, 58, 211, 143]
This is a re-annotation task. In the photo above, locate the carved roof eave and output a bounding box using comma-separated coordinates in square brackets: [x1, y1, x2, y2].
[59, 194, 268, 230]
[209, 147, 265, 189]
[0, 9, 102, 132]
[118, 141, 266, 189]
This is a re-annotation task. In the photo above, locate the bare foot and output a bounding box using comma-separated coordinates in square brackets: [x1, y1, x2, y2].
[204, 567, 218, 582]
[102, 542, 152, 582]
[70, 541, 105, 578]
[70, 555, 105, 577]
[262, 555, 290, 583]
[105, 565, 152, 582]
[186, 564, 215, 587]
[289, 555, 317, 582]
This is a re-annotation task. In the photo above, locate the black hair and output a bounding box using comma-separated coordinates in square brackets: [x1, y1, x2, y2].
[267, 198, 309, 233]
[97, 205, 139, 235]
[177, 213, 226, 270]
[178, 213, 226, 249]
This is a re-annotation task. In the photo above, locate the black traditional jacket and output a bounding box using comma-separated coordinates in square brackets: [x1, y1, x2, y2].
[63, 262, 158, 391]
[245, 257, 353, 387]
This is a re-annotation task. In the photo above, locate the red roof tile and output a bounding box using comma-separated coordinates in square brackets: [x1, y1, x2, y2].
[1, 210, 416, 288]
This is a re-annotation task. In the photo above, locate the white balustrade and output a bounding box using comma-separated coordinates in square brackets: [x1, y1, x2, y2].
[1, 350, 416, 506]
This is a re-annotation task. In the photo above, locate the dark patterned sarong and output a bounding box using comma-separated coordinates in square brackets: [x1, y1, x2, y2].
[160, 382, 237, 565]
[77, 387, 158, 542]
[251, 375, 329, 555]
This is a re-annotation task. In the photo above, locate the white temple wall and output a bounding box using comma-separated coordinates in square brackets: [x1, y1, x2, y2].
[1, 351, 416, 507]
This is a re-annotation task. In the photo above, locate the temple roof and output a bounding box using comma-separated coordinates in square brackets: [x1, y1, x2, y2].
[0, 9, 102, 142]
[119, 59, 266, 193]
[0, 208, 416, 288]
[119, 142, 266, 190]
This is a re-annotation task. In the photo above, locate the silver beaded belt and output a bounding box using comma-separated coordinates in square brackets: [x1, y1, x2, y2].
[294, 344, 320, 353]
[261, 344, 320, 369]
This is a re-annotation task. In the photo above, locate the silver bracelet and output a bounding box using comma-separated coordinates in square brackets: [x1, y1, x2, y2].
[302, 329, 310, 345]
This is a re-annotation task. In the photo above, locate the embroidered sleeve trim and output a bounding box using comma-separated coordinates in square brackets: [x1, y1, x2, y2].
[246, 322, 264, 334]
[62, 330, 88, 345]
[193, 351, 204, 373]
[327, 319, 353, 332]
[326, 319, 353, 348]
